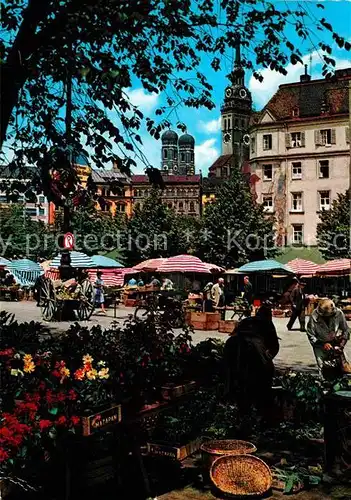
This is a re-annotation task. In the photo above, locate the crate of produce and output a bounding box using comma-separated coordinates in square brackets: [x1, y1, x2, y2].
[218, 320, 238, 334]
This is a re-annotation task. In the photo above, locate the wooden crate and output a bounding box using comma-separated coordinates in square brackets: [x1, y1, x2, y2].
[189, 312, 220, 329]
[161, 381, 196, 400]
[82, 404, 122, 437]
[218, 320, 238, 334]
[124, 299, 137, 307]
[147, 439, 201, 461]
[206, 320, 219, 331]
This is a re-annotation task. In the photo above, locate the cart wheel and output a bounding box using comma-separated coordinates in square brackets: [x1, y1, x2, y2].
[40, 278, 57, 321]
[77, 279, 94, 320]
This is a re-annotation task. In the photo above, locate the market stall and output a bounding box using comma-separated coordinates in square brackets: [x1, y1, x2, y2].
[316, 259, 351, 315]
[40, 251, 95, 321]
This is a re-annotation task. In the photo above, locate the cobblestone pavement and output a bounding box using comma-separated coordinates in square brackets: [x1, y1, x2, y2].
[1, 301, 350, 373]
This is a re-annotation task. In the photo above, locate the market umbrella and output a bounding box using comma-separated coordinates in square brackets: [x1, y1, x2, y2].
[88, 268, 129, 287]
[317, 259, 351, 276]
[6, 259, 42, 272]
[132, 258, 168, 272]
[157, 255, 212, 274]
[237, 259, 294, 274]
[286, 258, 319, 276]
[40, 260, 52, 271]
[203, 262, 225, 273]
[50, 251, 95, 268]
[0, 257, 10, 267]
[90, 255, 123, 268]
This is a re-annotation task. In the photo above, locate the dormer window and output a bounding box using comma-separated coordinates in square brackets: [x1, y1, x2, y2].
[292, 107, 299, 118]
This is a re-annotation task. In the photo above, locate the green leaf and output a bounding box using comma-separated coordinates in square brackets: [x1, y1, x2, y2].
[48, 407, 58, 415]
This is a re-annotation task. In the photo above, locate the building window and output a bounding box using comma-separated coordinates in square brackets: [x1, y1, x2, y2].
[222, 167, 228, 177]
[224, 118, 227, 130]
[228, 118, 231, 129]
[26, 208, 37, 217]
[163, 149, 168, 159]
[179, 201, 184, 211]
[234, 118, 238, 128]
[251, 137, 255, 154]
[292, 107, 299, 118]
[291, 132, 302, 148]
[263, 134, 272, 150]
[319, 160, 329, 178]
[319, 191, 330, 211]
[320, 129, 332, 146]
[117, 204, 126, 213]
[180, 153, 185, 162]
[292, 162, 302, 180]
[292, 224, 303, 245]
[291, 192, 303, 212]
[262, 195, 274, 213]
[263, 164, 273, 181]
[189, 201, 195, 213]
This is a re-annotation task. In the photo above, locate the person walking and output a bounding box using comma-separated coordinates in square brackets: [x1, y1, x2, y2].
[94, 271, 106, 314]
[287, 281, 307, 332]
[211, 278, 225, 319]
[242, 276, 253, 314]
[224, 304, 280, 431]
[306, 299, 350, 378]
[203, 282, 214, 312]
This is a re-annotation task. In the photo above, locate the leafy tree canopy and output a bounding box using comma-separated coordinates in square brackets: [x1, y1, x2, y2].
[0, 204, 51, 259]
[317, 192, 350, 260]
[1, 0, 349, 178]
[198, 168, 277, 268]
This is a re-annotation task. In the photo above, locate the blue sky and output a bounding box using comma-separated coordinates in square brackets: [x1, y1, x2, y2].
[129, 1, 351, 176]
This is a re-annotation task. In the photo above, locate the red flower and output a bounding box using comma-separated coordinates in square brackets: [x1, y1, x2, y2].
[0, 348, 14, 357]
[45, 390, 54, 404]
[56, 392, 66, 402]
[39, 420, 52, 431]
[25, 393, 40, 404]
[71, 416, 80, 426]
[68, 389, 77, 401]
[52, 370, 61, 378]
[39, 381, 46, 391]
[56, 416, 67, 426]
[83, 363, 92, 372]
[0, 448, 9, 462]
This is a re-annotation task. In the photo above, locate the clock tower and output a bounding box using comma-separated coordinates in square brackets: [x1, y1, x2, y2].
[221, 38, 252, 168]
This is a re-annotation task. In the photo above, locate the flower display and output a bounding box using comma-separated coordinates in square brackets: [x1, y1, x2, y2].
[73, 355, 110, 381]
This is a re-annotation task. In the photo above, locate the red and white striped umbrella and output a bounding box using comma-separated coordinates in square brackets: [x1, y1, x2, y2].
[203, 262, 225, 273]
[157, 255, 212, 274]
[286, 258, 319, 276]
[88, 268, 133, 287]
[317, 259, 351, 275]
[132, 258, 168, 272]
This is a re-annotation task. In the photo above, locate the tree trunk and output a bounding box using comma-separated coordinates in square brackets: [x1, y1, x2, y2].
[0, 0, 52, 147]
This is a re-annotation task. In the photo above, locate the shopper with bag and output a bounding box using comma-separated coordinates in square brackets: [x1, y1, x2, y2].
[306, 299, 350, 378]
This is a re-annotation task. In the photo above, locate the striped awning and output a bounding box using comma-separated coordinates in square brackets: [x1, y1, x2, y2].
[88, 268, 131, 287]
[203, 262, 225, 273]
[50, 251, 95, 268]
[287, 258, 319, 276]
[132, 258, 168, 272]
[317, 259, 351, 275]
[0, 257, 10, 267]
[6, 259, 42, 272]
[157, 255, 212, 274]
[90, 255, 123, 268]
[237, 259, 294, 274]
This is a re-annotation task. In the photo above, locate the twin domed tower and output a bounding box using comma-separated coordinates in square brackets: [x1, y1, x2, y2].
[161, 130, 195, 176]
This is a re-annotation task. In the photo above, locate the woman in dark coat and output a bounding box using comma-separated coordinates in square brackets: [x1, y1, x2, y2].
[224, 305, 279, 425]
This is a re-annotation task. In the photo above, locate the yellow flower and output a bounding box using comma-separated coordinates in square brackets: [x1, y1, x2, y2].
[98, 367, 110, 379]
[97, 361, 106, 367]
[86, 369, 98, 381]
[23, 361, 35, 373]
[60, 367, 70, 378]
[23, 354, 33, 363]
[82, 354, 93, 365]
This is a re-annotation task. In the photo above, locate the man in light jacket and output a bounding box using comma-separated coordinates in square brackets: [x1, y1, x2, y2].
[211, 278, 225, 308]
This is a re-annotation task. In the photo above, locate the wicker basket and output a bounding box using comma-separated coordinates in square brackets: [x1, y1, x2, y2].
[201, 439, 257, 467]
[210, 454, 272, 497]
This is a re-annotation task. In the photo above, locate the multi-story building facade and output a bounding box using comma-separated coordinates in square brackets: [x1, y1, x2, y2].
[0, 166, 51, 224]
[250, 67, 350, 246]
[92, 166, 133, 217]
[132, 174, 201, 216]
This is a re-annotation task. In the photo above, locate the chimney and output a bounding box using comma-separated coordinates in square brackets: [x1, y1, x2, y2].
[300, 64, 311, 83]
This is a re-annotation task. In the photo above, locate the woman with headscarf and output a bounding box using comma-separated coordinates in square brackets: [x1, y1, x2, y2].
[224, 304, 279, 426]
[306, 299, 350, 378]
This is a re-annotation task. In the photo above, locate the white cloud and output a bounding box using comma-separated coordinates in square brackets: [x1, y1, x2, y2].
[195, 138, 219, 174]
[197, 117, 221, 134]
[249, 52, 351, 107]
[125, 88, 159, 113]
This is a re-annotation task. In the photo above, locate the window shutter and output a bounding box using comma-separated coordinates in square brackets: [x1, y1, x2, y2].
[331, 129, 336, 144]
[314, 130, 320, 145]
[285, 133, 291, 148]
[301, 132, 305, 147]
[346, 127, 350, 144]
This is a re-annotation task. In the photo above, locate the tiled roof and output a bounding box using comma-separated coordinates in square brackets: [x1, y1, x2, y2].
[202, 177, 224, 193]
[132, 174, 200, 184]
[208, 154, 233, 172]
[263, 69, 350, 121]
[91, 169, 131, 184]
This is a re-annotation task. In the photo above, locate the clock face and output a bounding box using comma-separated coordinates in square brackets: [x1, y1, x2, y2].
[239, 88, 248, 99]
[223, 132, 231, 143]
[225, 87, 232, 98]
